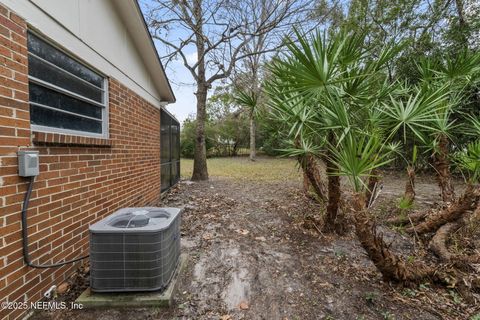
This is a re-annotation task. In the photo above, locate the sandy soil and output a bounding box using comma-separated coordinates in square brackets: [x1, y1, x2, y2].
[31, 170, 478, 320]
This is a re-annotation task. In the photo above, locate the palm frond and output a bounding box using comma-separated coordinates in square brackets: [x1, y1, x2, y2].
[453, 140, 480, 183]
[328, 132, 394, 192]
[233, 89, 258, 112]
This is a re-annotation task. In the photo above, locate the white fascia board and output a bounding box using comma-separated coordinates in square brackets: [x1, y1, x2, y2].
[111, 0, 176, 104]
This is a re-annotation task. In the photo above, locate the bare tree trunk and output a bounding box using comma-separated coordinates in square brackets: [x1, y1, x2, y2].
[404, 165, 416, 205]
[192, 84, 209, 181]
[433, 134, 455, 202]
[232, 142, 238, 157]
[452, 0, 470, 50]
[191, 0, 209, 181]
[352, 193, 434, 283]
[324, 151, 341, 233]
[249, 111, 256, 161]
[454, 0, 466, 27]
[407, 184, 480, 234]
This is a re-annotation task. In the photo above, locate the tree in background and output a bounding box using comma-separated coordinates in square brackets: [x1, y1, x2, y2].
[307, 0, 480, 203]
[181, 87, 249, 158]
[144, 0, 317, 180]
[233, 90, 259, 161]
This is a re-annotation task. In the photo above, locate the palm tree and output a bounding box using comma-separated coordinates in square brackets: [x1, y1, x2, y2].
[264, 29, 398, 233]
[407, 139, 480, 235]
[264, 27, 480, 287]
[377, 83, 451, 204]
[330, 131, 434, 282]
[265, 84, 328, 202]
[233, 90, 259, 161]
[418, 52, 480, 202]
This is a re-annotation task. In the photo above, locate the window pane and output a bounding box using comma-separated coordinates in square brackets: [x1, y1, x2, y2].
[171, 161, 179, 184]
[30, 82, 102, 119]
[176, 160, 180, 182]
[160, 110, 180, 191]
[161, 111, 171, 163]
[171, 124, 180, 160]
[29, 55, 103, 102]
[28, 32, 104, 88]
[30, 105, 102, 134]
[161, 164, 171, 192]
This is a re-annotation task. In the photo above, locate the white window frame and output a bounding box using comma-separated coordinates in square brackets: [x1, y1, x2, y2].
[27, 31, 109, 139]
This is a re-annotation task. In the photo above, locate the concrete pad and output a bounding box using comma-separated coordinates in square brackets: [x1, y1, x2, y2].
[76, 253, 187, 308]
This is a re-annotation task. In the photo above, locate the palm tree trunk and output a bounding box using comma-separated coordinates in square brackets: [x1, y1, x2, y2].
[433, 134, 455, 202]
[365, 169, 380, 208]
[352, 193, 433, 283]
[303, 171, 310, 193]
[404, 165, 415, 205]
[249, 112, 256, 161]
[302, 153, 327, 202]
[324, 154, 341, 233]
[407, 184, 480, 234]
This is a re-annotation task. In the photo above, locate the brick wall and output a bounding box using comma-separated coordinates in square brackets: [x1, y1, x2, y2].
[0, 4, 163, 319]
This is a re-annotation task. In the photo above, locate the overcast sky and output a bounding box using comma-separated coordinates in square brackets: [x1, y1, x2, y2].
[140, 2, 198, 125]
[155, 50, 198, 124]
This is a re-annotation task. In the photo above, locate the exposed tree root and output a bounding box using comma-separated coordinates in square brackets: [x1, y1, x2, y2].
[350, 190, 480, 301]
[352, 193, 434, 284]
[406, 184, 480, 235]
[429, 221, 462, 262]
[386, 211, 428, 225]
[429, 205, 480, 273]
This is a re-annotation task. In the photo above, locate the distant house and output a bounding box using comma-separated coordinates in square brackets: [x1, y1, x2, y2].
[0, 1, 179, 319]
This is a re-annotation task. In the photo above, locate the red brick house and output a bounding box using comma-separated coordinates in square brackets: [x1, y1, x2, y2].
[0, 1, 179, 319]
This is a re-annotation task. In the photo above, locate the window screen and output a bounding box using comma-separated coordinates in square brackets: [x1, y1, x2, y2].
[27, 32, 107, 137]
[161, 109, 180, 192]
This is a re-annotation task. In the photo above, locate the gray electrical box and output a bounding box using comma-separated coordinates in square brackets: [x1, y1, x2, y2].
[18, 150, 39, 177]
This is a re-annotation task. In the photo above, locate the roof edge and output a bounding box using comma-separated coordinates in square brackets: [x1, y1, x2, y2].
[112, 0, 176, 104]
[133, 0, 176, 103]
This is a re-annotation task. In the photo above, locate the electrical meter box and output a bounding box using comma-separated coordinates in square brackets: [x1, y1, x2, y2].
[18, 150, 39, 177]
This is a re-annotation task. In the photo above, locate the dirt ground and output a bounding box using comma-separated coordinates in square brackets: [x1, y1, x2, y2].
[32, 158, 479, 320]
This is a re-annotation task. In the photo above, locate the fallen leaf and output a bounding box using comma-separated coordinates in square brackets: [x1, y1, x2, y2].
[235, 229, 250, 235]
[57, 282, 69, 294]
[220, 315, 231, 320]
[202, 233, 214, 240]
[239, 301, 249, 310]
[255, 236, 266, 241]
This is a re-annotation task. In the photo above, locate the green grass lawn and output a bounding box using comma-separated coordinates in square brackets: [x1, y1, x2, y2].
[180, 156, 302, 182]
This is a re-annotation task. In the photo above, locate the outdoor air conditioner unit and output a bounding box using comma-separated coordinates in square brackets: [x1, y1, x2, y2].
[89, 207, 181, 292]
